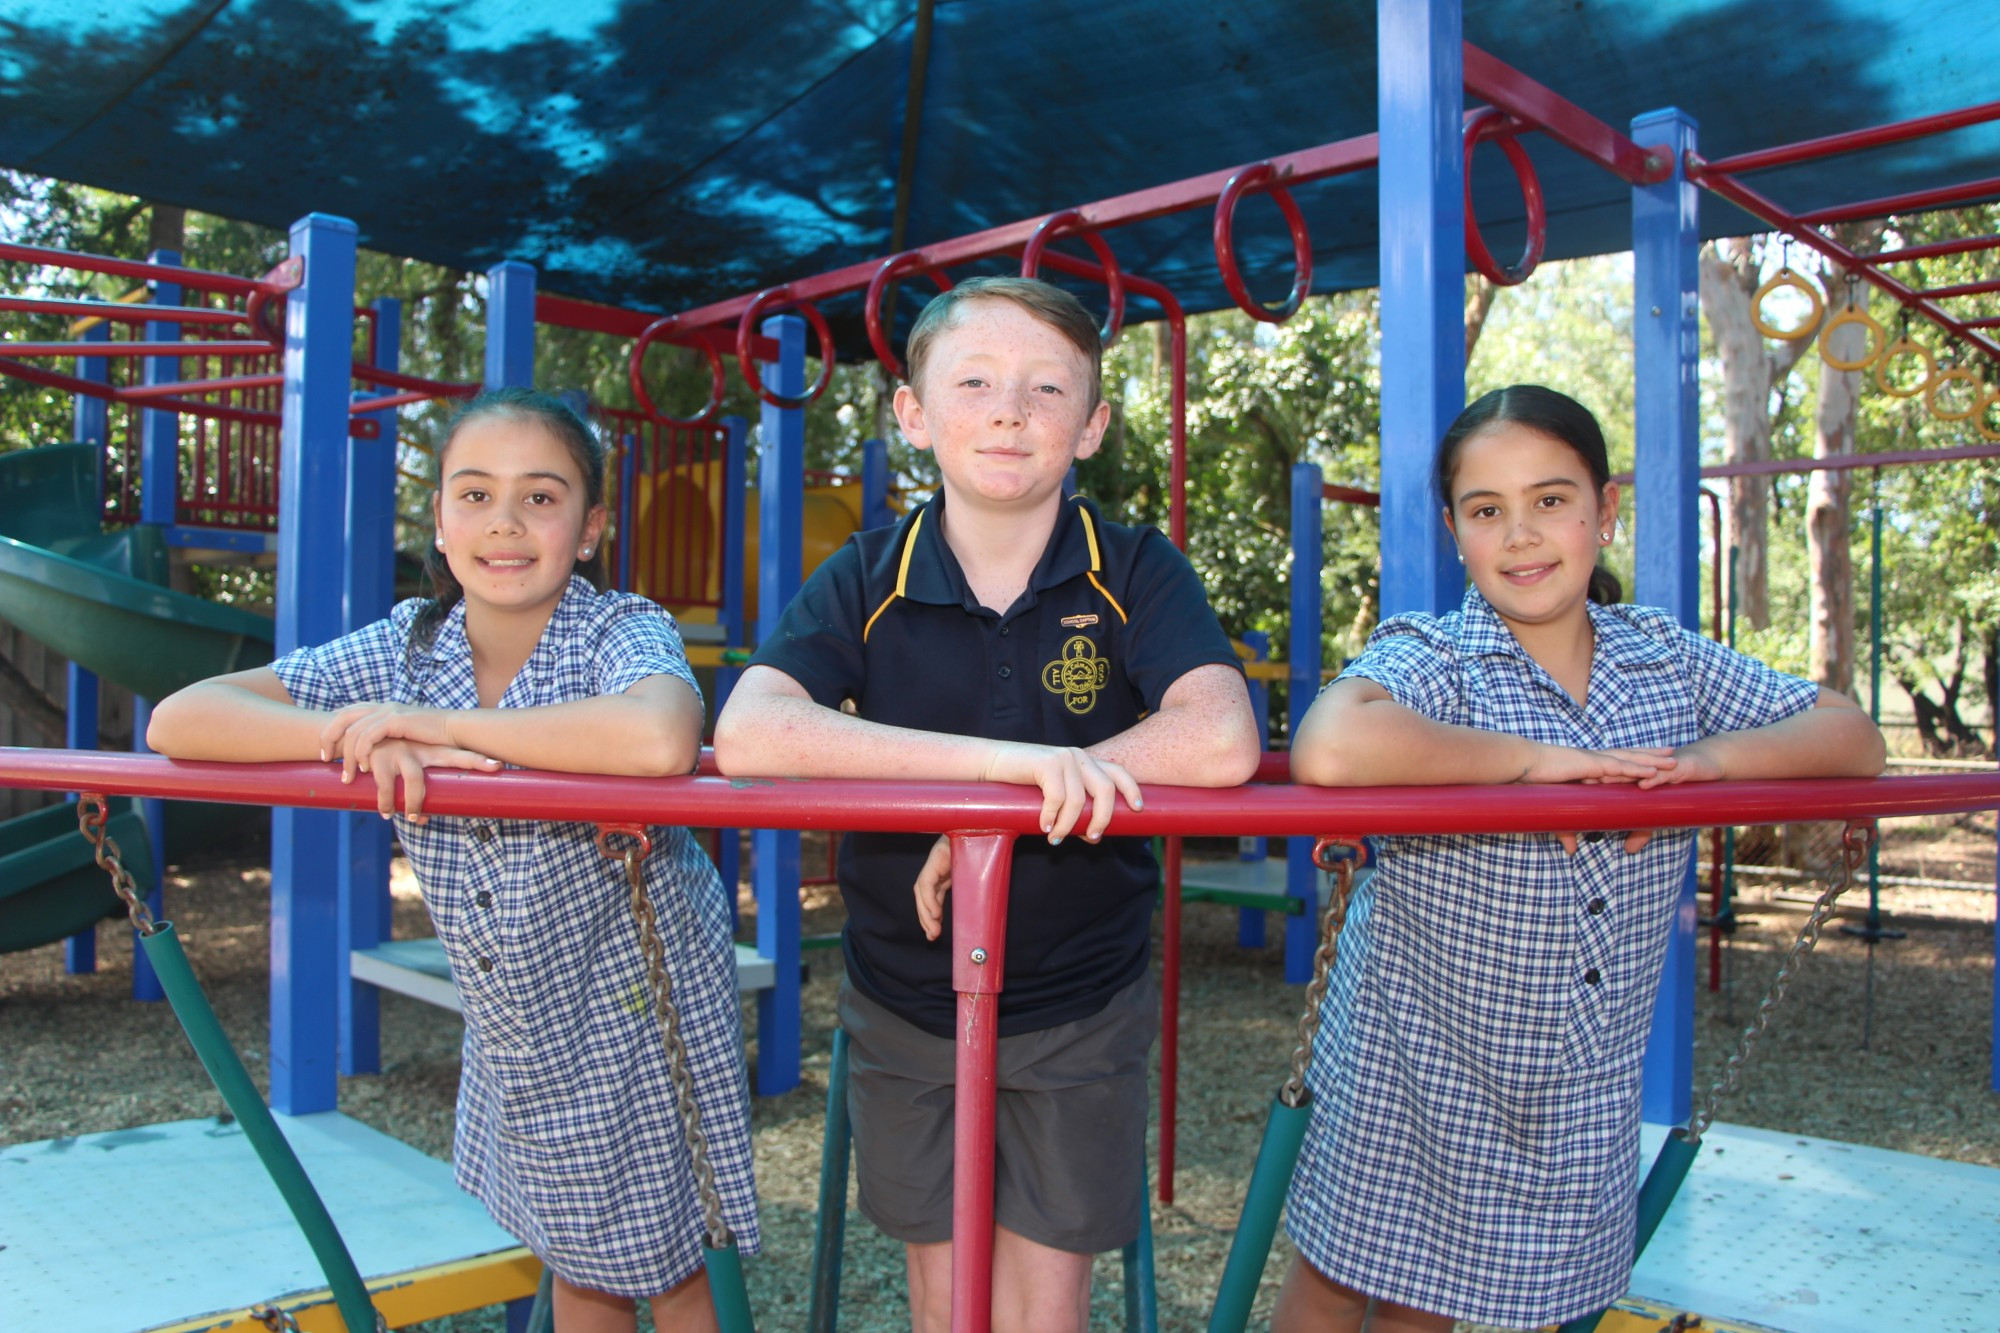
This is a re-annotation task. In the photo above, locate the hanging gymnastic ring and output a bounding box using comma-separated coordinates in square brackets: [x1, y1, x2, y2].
[1817, 300, 1887, 372]
[865, 251, 955, 379]
[1926, 364, 1982, 421]
[1020, 210, 1127, 342]
[1213, 162, 1314, 323]
[630, 315, 726, 426]
[736, 286, 838, 411]
[1750, 267, 1824, 341]
[1975, 388, 2000, 443]
[1463, 108, 1547, 287]
[1872, 336, 1936, 398]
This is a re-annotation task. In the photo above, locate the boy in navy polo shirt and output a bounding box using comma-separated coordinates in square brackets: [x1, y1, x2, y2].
[715, 276, 1258, 1332]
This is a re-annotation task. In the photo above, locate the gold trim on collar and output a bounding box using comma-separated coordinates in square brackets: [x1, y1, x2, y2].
[1075, 504, 1128, 623]
[863, 507, 925, 642]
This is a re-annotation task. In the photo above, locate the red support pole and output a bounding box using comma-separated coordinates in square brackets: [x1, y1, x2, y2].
[1160, 833, 1182, 1205]
[1699, 100, 2000, 176]
[948, 830, 1016, 1333]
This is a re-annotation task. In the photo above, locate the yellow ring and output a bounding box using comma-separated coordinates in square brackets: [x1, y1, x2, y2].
[1872, 338, 1936, 397]
[1925, 365, 1982, 421]
[1976, 389, 2000, 443]
[1817, 304, 1886, 371]
[1750, 266, 1824, 341]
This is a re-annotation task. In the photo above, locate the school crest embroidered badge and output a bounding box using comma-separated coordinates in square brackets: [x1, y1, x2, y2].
[1043, 635, 1110, 714]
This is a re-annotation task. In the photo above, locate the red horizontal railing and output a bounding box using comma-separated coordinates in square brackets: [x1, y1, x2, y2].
[0, 750, 1992, 836]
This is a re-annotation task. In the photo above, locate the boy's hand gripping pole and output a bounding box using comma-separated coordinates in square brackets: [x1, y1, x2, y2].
[949, 830, 1016, 1333]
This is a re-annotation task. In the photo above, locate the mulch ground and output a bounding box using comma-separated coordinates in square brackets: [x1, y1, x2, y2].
[2, 819, 1994, 1332]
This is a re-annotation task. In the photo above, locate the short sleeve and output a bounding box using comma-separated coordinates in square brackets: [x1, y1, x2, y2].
[593, 593, 701, 710]
[745, 543, 869, 708]
[1336, 617, 1466, 726]
[1119, 531, 1244, 711]
[269, 603, 414, 711]
[1672, 626, 1821, 735]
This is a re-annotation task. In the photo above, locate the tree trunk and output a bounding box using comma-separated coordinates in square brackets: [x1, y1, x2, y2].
[1807, 285, 1862, 695]
[1465, 275, 1498, 366]
[1698, 239, 1810, 630]
[147, 203, 186, 257]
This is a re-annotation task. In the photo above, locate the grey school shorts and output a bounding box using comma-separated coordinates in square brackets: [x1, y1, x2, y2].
[836, 970, 1158, 1254]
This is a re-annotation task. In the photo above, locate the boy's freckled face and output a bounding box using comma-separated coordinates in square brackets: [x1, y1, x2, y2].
[893, 299, 1110, 515]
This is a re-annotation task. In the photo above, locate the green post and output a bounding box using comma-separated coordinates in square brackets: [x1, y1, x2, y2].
[703, 1243, 756, 1332]
[138, 923, 380, 1333]
[1206, 1095, 1312, 1333]
[808, 1027, 853, 1332]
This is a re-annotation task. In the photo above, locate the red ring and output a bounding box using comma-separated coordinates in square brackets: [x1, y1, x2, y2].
[1213, 162, 1314, 323]
[1463, 108, 1547, 287]
[630, 315, 725, 426]
[245, 290, 285, 345]
[735, 287, 837, 410]
[864, 251, 955, 378]
[1020, 211, 1126, 342]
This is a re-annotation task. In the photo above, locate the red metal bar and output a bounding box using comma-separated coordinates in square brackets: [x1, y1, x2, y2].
[1461, 43, 1668, 185]
[1700, 101, 2000, 177]
[1160, 833, 1182, 1205]
[1912, 278, 2000, 300]
[0, 340, 276, 359]
[0, 356, 282, 428]
[0, 241, 274, 296]
[1322, 482, 1382, 507]
[948, 830, 1015, 1333]
[120, 372, 284, 401]
[1, 751, 1993, 836]
[1686, 162, 2000, 363]
[349, 363, 480, 398]
[654, 132, 1383, 340]
[348, 391, 435, 415]
[1798, 175, 2000, 228]
[1861, 234, 2000, 265]
[0, 295, 250, 325]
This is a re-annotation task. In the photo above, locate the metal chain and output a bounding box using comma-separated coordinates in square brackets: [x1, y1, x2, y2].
[1687, 820, 1875, 1143]
[251, 1304, 301, 1332]
[1280, 838, 1364, 1109]
[599, 825, 733, 1249]
[76, 794, 160, 936]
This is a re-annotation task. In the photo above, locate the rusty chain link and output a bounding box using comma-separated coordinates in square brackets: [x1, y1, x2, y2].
[597, 824, 733, 1249]
[76, 794, 160, 936]
[1280, 837, 1365, 1109]
[1688, 820, 1876, 1143]
[251, 1303, 302, 1332]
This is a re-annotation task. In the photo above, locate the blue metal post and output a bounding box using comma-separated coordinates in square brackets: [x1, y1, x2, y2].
[271, 213, 359, 1114]
[339, 297, 401, 1077]
[1285, 464, 1324, 983]
[65, 322, 110, 975]
[862, 436, 893, 531]
[1377, 0, 1465, 620]
[130, 253, 186, 1002]
[715, 416, 751, 920]
[1631, 108, 1702, 1128]
[1239, 628, 1271, 949]
[485, 261, 537, 390]
[754, 320, 807, 1095]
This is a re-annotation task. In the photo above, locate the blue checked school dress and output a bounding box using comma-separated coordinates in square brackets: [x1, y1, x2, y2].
[272, 576, 759, 1296]
[1284, 586, 1819, 1326]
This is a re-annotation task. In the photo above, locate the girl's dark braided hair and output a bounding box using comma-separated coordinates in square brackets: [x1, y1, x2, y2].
[409, 387, 611, 658]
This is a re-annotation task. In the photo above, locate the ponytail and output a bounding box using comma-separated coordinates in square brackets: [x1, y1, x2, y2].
[1588, 565, 1623, 605]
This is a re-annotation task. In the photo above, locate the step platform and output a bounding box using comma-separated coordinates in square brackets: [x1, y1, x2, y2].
[1624, 1119, 1999, 1331]
[0, 1112, 535, 1332]
[352, 936, 776, 1014]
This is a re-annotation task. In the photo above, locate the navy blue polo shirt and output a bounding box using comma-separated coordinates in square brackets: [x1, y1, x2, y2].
[751, 492, 1242, 1038]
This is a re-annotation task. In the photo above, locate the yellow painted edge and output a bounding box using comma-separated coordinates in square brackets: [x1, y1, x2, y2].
[1240, 660, 1340, 683]
[140, 1246, 541, 1333]
[1592, 1293, 1790, 1333]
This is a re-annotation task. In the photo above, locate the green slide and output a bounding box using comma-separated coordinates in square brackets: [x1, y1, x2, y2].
[0, 445, 274, 702]
[0, 445, 273, 953]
